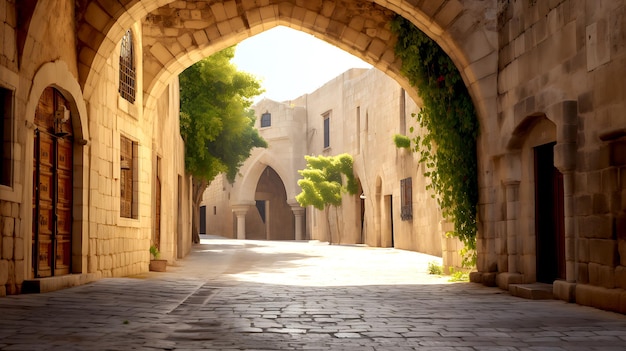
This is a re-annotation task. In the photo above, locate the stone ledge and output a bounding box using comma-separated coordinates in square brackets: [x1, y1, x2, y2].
[509, 283, 554, 300]
[553, 280, 576, 302]
[575, 283, 626, 314]
[469, 271, 497, 286]
[496, 272, 523, 290]
[22, 273, 102, 294]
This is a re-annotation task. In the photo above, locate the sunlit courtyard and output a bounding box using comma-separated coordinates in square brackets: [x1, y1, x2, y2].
[0, 237, 625, 350]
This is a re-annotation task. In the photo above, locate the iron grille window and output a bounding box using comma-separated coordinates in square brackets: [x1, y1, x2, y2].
[323, 112, 330, 148]
[119, 30, 136, 103]
[261, 112, 271, 127]
[400, 177, 413, 220]
[0, 87, 12, 186]
[120, 135, 137, 218]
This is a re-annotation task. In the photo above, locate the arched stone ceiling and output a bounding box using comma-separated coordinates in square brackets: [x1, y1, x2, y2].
[74, 0, 497, 121]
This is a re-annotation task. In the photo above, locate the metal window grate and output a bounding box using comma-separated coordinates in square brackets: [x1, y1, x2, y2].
[119, 30, 136, 103]
[261, 112, 271, 127]
[400, 177, 413, 220]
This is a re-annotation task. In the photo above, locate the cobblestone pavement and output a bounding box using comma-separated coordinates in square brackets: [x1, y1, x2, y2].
[1, 236, 626, 350]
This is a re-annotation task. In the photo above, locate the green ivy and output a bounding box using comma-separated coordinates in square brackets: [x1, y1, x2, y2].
[390, 16, 479, 266]
[393, 134, 411, 149]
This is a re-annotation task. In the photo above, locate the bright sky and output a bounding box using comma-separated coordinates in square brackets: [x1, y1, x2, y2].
[232, 26, 372, 103]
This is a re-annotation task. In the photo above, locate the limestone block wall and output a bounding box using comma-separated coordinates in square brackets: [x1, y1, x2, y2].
[302, 68, 443, 257]
[201, 174, 234, 238]
[469, 0, 626, 313]
[0, 1, 20, 296]
[203, 68, 445, 261]
[0, 2, 191, 295]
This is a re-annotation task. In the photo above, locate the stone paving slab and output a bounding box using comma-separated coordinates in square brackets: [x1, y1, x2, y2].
[0, 236, 625, 350]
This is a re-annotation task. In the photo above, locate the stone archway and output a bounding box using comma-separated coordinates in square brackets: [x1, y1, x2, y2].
[490, 100, 578, 300]
[74, 0, 497, 129]
[247, 166, 294, 240]
[21, 61, 91, 291]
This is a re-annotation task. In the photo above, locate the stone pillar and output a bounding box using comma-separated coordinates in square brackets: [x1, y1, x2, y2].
[562, 171, 576, 283]
[550, 100, 578, 302]
[232, 205, 250, 240]
[504, 181, 520, 274]
[291, 205, 305, 240]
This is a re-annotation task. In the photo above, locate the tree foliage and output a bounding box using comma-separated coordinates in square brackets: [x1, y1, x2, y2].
[296, 153, 358, 245]
[179, 46, 267, 185]
[179, 46, 267, 243]
[296, 153, 358, 210]
[390, 16, 479, 264]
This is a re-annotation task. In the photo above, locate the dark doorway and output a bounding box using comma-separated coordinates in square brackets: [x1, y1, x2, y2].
[199, 205, 206, 235]
[534, 142, 566, 283]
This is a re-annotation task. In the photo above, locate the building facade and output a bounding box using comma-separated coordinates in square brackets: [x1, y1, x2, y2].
[0, 0, 625, 315]
[202, 68, 453, 262]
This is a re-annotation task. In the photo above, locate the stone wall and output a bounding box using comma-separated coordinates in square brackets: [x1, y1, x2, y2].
[203, 68, 446, 260]
[466, 0, 626, 313]
[0, 1, 191, 295]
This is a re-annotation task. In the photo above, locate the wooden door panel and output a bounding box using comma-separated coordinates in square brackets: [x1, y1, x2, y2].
[54, 238, 71, 275]
[57, 140, 72, 171]
[32, 87, 74, 278]
[39, 136, 54, 167]
[38, 205, 54, 236]
[57, 172, 72, 205]
[37, 236, 53, 277]
[38, 172, 54, 203]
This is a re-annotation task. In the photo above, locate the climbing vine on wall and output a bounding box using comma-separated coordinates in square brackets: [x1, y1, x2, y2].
[390, 16, 479, 265]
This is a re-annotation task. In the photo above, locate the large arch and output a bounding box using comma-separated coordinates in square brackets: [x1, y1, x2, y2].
[76, 0, 497, 127]
[233, 149, 296, 206]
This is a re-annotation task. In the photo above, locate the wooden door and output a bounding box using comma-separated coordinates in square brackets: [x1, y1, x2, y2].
[32, 87, 72, 278]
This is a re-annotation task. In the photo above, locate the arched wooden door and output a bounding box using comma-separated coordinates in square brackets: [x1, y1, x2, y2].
[32, 87, 73, 278]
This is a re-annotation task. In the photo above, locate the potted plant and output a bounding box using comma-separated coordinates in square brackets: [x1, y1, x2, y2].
[149, 244, 167, 272]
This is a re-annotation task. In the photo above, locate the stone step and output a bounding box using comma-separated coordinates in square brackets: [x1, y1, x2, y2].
[22, 273, 101, 294]
[509, 283, 554, 300]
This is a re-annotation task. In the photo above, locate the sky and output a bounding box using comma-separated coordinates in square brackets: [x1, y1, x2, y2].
[232, 26, 372, 103]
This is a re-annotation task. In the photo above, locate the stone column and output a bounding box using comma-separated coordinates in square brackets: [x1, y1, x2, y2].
[232, 205, 250, 240]
[562, 171, 576, 282]
[504, 181, 520, 274]
[551, 100, 578, 302]
[291, 205, 305, 240]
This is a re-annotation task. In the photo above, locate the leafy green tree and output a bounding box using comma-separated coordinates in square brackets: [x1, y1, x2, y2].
[295, 153, 358, 244]
[179, 47, 267, 244]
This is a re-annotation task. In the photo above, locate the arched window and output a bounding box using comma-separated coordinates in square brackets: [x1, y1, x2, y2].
[119, 30, 136, 103]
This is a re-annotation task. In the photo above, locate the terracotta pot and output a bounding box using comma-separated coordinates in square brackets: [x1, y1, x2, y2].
[149, 259, 167, 272]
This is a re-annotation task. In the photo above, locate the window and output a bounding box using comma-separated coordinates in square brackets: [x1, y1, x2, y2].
[323, 111, 330, 148]
[399, 88, 406, 135]
[120, 135, 138, 218]
[119, 30, 136, 103]
[356, 106, 360, 154]
[1, 87, 12, 186]
[400, 177, 413, 220]
[261, 112, 271, 128]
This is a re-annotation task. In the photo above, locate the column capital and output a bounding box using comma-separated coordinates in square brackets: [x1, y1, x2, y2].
[232, 204, 252, 216]
[290, 204, 305, 215]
